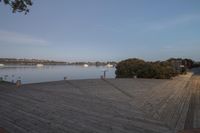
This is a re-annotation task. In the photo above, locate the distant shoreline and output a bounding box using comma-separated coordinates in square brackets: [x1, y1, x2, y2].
[0, 64, 116, 67]
[0, 58, 117, 66]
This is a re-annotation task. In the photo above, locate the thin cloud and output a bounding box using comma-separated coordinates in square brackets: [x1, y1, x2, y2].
[147, 14, 200, 31]
[0, 30, 49, 46]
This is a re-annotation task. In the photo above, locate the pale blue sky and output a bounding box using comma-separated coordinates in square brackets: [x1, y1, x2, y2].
[0, 0, 200, 61]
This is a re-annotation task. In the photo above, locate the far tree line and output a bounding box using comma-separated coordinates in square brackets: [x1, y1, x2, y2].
[115, 58, 198, 79]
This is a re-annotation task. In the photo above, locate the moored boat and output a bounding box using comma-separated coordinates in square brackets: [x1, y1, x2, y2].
[83, 64, 89, 67]
[36, 64, 44, 67]
[106, 63, 113, 68]
[0, 64, 5, 67]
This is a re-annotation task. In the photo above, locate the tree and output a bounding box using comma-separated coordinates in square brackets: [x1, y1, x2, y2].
[115, 58, 145, 78]
[115, 58, 177, 79]
[0, 0, 32, 14]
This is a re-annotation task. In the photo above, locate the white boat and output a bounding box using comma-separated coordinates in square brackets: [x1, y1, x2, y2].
[36, 64, 44, 67]
[83, 64, 89, 67]
[0, 64, 5, 67]
[106, 64, 113, 68]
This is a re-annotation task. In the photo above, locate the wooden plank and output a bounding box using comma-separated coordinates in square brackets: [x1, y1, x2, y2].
[0, 75, 196, 133]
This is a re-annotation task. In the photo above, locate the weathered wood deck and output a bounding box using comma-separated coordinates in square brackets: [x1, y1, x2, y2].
[0, 73, 199, 133]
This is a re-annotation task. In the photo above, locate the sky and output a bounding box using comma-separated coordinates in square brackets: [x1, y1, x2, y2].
[0, 0, 200, 62]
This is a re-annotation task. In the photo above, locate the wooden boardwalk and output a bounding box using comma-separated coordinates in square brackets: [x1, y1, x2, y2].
[0, 73, 199, 133]
[184, 76, 200, 129]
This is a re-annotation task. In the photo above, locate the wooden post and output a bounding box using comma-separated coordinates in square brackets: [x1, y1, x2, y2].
[16, 80, 21, 88]
[11, 75, 15, 83]
[103, 71, 106, 79]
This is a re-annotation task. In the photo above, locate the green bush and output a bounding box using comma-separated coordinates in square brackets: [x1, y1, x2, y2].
[115, 58, 178, 79]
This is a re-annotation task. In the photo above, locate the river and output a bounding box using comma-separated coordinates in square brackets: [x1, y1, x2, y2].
[0, 65, 116, 84]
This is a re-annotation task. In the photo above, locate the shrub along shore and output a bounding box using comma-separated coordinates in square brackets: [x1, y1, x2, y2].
[115, 58, 194, 79]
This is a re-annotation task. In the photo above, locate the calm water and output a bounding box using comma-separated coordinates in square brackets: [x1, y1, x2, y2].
[0, 65, 116, 84]
[191, 67, 200, 75]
